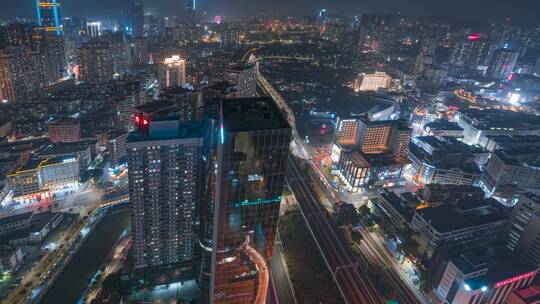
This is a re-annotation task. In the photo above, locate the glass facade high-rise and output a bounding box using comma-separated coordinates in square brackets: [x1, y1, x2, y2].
[36, 0, 63, 35]
[209, 97, 291, 304]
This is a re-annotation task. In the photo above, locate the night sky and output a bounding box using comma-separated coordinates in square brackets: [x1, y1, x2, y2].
[1, 0, 539, 24]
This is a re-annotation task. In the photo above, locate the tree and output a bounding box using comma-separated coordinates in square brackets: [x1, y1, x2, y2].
[358, 204, 371, 217]
[351, 230, 363, 243]
[335, 202, 360, 226]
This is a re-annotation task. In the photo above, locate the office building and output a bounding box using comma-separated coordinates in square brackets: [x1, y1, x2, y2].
[506, 193, 540, 267]
[159, 55, 186, 88]
[48, 118, 81, 143]
[36, 0, 63, 35]
[354, 72, 392, 91]
[85, 21, 102, 37]
[77, 41, 113, 84]
[0, 46, 47, 103]
[127, 107, 204, 283]
[436, 253, 538, 304]
[209, 97, 291, 303]
[487, 47, 519, 80]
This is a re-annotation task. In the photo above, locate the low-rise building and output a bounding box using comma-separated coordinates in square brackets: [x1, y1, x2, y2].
[506, 285, 540, 304]
[408, 136, 486, 186]
[436, 252, 538, 304]
[0, 247, 23, 273]
[411, 199, 507, 262]
[481, 148, 540, 205]
[423, 119, 464, 138]
[7, 156, 79, 198]
[337, 151, 405, 192]
[455, 109, 540, 146]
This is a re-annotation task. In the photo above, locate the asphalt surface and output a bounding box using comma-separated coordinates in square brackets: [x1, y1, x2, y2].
[286, 156, 385, 304]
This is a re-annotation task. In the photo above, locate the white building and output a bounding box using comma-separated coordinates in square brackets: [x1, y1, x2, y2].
[354, 72, 392, 92]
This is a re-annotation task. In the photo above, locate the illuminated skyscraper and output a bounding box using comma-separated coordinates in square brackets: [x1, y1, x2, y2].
[209, 97, 291, 303]
[127, 107, 204, 285]
[35, 0, 63, 35]
[77, 41, 113, 84]
[186, 0, 196, 12]
[0, 46, 47, 103]
[159, 55, 186, 88]
[487, 46, 519, 80]
[85, 21, 102, 37]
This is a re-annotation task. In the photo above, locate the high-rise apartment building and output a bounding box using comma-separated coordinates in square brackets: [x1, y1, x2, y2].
[226, 63, 257, 98]
[486, 46, 519, 80]
[159, 87, 203, 122]
[159, 55, 186, 88]
[0, 46, 47, 103]
[36, 0, 63, 35]
[48, 118, 81, 143]
[77, 41, 113, 84]
[209, 97, 291, 303]
[85, 21, 102, 37]
[113, 78, 146, 131]
[127, 110, 204, 280]
[506, 193, 540, 267]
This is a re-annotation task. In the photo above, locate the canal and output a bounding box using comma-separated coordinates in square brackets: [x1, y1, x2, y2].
[41, 209, 130, 304]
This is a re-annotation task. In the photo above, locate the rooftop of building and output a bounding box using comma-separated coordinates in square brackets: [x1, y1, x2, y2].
[227, 63, 256, 72]
[415, 200, 506, 233]
[450, 253, 488, 276]
[128, 120, 204, 142]
[48, 118, 79, 126]
[0, 212, 33, 227]
[462, 250, 538, 291]
[512, 285, 540, 304]
[486, 135, 540, 150]
[39, 141, 92, 156]
[346, 150, 401, 168]
[424, 119, 464, 131]
[458, 108, 540, 130]
[11, 155, 78, 174]
[493, 147, 540, 168]
[221, 97, 290, 132]
[379, 190, 416, 222]
[408, 141, 482, 173]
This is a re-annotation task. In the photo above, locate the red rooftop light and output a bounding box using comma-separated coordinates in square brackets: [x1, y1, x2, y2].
[468, 33, 480, 41]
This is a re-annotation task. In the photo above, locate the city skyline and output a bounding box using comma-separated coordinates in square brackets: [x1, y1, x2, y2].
[0, 0, 540, 24]
[1, 0, 540, 303]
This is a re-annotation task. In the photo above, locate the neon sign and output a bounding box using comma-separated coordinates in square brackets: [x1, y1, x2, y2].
[495, 271, 535, 288]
